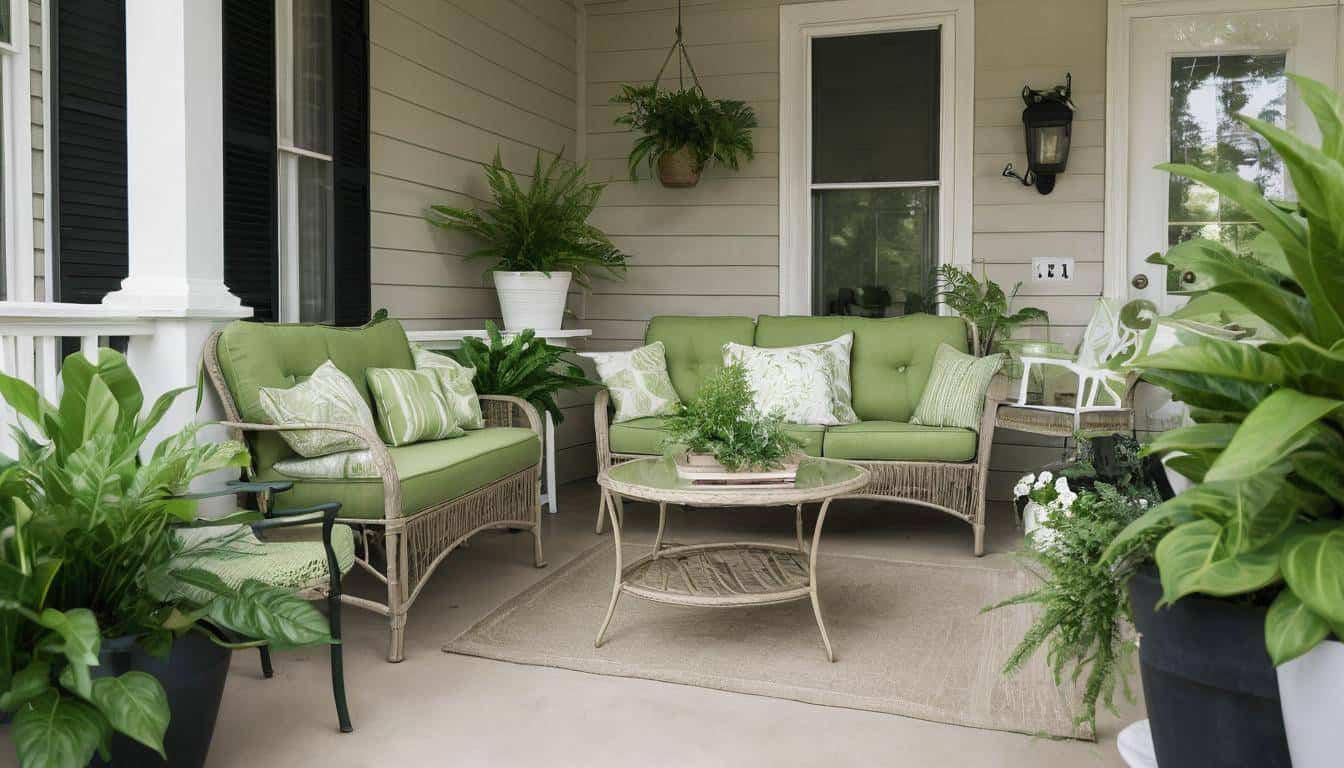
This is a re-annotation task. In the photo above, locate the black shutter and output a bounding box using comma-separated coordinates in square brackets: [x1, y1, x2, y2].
[51, 0, 128, 305]
[222, 0, 279, 322]
[330, 0, 371, 326]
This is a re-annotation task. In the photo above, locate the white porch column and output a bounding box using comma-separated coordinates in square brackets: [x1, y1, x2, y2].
[103, 0, 251, 471]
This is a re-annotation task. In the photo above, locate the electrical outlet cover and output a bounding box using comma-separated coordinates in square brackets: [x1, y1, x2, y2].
[1032, 256, 1074, 281]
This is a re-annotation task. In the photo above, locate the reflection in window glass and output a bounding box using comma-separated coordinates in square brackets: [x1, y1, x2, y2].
[811, 188, 937, 317]
[1167, 53, 1286, 289]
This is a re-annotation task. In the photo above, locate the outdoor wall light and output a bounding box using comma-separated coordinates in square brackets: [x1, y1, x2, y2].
[1002, 73, 1074, 195]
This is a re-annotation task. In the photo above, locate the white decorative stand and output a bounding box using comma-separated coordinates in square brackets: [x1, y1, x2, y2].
[406, 328, 592, 516]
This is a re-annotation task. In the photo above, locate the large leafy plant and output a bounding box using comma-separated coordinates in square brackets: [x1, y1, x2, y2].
[0, 350, 331, 767]
[1104, 74, 1344, 667]
[451, 321, 597, 424]
[612, 84, 757, 181]
[662, 363, 803, 472]
[427, 149, 628, 287]
[933, 264, 1050, 355]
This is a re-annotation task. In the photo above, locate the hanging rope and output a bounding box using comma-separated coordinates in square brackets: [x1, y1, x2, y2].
[652, 0, 703, 95]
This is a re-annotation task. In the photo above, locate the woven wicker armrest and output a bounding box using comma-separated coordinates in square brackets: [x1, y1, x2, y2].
[219, 421, 403, 520]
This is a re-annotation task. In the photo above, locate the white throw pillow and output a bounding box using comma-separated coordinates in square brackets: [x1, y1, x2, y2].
[581, 341, 682, 423]
[722, 333, 858, 426]
[258, 361, 380, 457]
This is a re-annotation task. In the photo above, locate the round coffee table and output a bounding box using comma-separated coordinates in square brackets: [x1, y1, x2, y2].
[595, 456, 870, 662]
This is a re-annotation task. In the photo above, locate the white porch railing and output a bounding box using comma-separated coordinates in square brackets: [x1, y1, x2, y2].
[0, 301, 156, 453]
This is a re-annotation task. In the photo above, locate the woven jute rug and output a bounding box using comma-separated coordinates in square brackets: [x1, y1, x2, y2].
[445, 542, 1089, 740]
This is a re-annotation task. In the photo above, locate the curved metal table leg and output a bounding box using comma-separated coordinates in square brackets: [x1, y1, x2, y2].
[653, 502, 668, 556]
[595, 488, 624, 648]
[794, 503, 806, 554]
[808, 497, 836, 663]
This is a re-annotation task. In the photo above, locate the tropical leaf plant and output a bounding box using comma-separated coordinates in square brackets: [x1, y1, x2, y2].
[1105, 73, 1344, 668]
[450, 321, 597, 424]
[611, 84, 757, 181]
[661, 363, 803, 472]
[0, 349, 331, 768]
[932, 264, 1050, 355]
[426, 149, 628, 288]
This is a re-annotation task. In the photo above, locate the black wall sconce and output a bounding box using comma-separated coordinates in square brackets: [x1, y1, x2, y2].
[1002, 73, 1074, 194]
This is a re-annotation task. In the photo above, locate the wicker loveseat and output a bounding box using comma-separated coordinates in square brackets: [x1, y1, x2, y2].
[594, 314, 1006, 555]
[205, 317, 546, 662]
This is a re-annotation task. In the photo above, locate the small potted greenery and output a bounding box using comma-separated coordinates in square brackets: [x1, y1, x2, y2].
[427, 150, 628, 332]
[450, 321, 598, 424]
[662, 363, 803, 476]
[0, 350, 332, 768]
[1102, 74, 1344, 768]
[611, 84, 757, 188]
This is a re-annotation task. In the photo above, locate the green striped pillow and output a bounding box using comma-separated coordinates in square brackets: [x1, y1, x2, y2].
[909, 344, 1004, 431]
[365, 368, 465, 447]
[412, 346, 485, 430]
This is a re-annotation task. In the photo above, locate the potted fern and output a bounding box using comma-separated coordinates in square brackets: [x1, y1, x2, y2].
[611, 84, 757, 188]
[662, 363, 803, 475]
[449, 321, 597, 424]
[427, 150, 628, 331]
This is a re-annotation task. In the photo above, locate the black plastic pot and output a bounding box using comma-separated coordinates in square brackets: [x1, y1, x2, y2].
[1129, 567, 1291, 768]
[90, 631, 232, 768]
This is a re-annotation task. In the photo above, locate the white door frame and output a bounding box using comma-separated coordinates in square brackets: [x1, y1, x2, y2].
[1102, 0, 1344, 300]
[778, 0, 974, 316]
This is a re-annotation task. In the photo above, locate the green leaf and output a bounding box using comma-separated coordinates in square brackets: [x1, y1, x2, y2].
[57, 349, 143, 458]
[90, 672, 170, 758]
[1131, 336, 1287, 387]
[163, 497, 199, 523]
[81, 374, 119, 443]
[1205, 389, 1343, 482]
[1144, 422, 1238, 458]
[170, 567, 236, 599]
[58, 660, 92, 701]
[1261, 336, 1344, 398]
[13, 692, 106, 768]
[1292, 450, 1344, 503]
[0, 370, 53, 438]
[1265, 589, 1330, 667]
[37, 608, 100, 667]
[0, 661, 52, 711]
[1155, 519, 1281, 603]
[1279, 522, 1344, 626]
[1290, 73, 1344, 163]
[205, 580, 330, 648]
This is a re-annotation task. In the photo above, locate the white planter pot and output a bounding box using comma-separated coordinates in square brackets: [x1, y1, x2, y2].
[1277, 639, 1344, 768]
[492, 271, 571, 332]
[1022, 501, 1056, 549]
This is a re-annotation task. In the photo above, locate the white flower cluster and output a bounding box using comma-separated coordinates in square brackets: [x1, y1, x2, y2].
[1013, 471, 1077, 515]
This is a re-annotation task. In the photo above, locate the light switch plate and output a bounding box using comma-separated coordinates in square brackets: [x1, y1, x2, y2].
[1032, 256, 1074, 282]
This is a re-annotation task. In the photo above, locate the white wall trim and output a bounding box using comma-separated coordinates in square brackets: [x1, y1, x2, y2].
[778, 0, 974, 316]
[2, 0, 35, 302]
[1103, 0, 1344, 301]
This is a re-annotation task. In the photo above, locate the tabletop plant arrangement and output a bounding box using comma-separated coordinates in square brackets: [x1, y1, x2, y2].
[426, 149, 628, 332]
[0, 350, 332, 768]
[450, 320, 598, 425]
[1097, 74, 1344, 768]
[661, 362, 803, 481]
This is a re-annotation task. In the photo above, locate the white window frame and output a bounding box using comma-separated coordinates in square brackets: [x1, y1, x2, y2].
[1102, 0, 1344, 300]
[779, 0, 974, 316]
[0, 0, 34, 302]
[274, 0, 334, 324]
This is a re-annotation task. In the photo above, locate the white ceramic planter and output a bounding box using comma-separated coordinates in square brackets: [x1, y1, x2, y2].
[492, 271, 571, 332]
[1022, 501, 1057, 549]
[1277, 639, 1344, 768]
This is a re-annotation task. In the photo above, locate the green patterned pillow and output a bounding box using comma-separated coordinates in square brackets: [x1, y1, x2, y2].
[273, 450, 379, 480]
[910, 344, 1004, 431]
[258, 361, 379, 458]
[365, 368, 465, 447]
[412, 345, 485, 430]
[581, 342, 681, 423]
[722, 333, 857, 426]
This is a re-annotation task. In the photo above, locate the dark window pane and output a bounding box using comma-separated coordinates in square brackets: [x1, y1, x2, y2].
[811, 187, 938, 316]
[811, 30, 940, 184]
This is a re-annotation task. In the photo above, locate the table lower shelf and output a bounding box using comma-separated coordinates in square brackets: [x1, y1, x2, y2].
[620, 542, 812, 607]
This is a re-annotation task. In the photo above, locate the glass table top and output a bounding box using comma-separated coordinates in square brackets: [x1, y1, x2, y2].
[604, 455, 867, 495]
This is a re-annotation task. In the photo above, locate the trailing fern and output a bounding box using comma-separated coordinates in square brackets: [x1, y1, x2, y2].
[661, 363, 802, 471]
[451, 321, 597, 424]
[611, 85, 757, 181]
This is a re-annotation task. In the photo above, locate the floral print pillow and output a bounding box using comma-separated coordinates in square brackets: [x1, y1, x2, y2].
[722, 333, 858, 426]
[582, 342, 682, 423]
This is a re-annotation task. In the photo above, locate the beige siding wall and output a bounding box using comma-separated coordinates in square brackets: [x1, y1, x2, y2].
[579, 0, 1109, 497]
[367, 0, 600, 482]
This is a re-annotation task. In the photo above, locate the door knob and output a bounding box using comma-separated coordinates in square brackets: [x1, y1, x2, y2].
[1131, 274, 1149, 290]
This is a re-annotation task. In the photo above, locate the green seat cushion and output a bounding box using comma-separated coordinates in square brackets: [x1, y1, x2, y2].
[644, 316, 756, 403]
[753, 314, 968, 423]
[259, 427, 540, 519]
[165, 524, 356, 604]
[822, 421, 976, 462]
[608, 417, 824, 457]
[214, 318, 416, 470]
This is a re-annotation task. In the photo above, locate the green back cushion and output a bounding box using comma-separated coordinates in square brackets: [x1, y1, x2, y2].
[215, 318, 415, 469]
[752, 314, 968, 422]
[644, 316, 756, 403]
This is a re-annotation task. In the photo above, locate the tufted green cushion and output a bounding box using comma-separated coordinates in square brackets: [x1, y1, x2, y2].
[258, 427, 539, 519]
[752, 314, 968, 422]
[822, 421, 977, 462]
[644, 316, 756, 403]
[215, 318, 415, 470]
[608, 416, 825, 458]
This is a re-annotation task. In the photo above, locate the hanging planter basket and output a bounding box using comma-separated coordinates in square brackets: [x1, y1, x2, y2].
[657, 147, 703, 188]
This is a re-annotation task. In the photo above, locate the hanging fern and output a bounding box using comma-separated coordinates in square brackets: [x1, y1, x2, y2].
[611, 84, 757, 181]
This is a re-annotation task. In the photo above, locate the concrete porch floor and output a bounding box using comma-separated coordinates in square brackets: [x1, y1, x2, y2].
[31, 480, 1146, 767]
